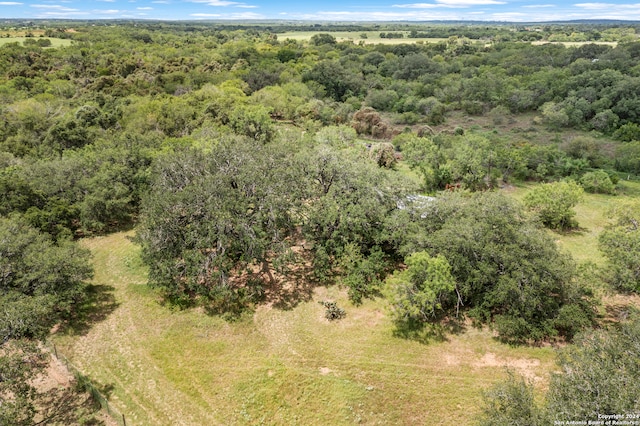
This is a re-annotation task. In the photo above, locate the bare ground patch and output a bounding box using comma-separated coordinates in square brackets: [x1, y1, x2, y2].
[31, 348, 117, 426]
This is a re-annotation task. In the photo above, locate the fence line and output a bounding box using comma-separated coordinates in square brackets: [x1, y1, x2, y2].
[45, 341, 128, 426]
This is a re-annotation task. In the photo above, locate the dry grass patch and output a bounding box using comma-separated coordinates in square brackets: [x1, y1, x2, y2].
[50, 232, 559, 425]
[0, 37, 73, 47]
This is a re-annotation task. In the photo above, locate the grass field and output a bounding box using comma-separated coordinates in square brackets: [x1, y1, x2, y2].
[508, 179, 640, 266]
[531, 41, 618, 47]
[0, 37, 73, 48]
[275, 32, 615, 47]
[52, 231, 558, 425]
[277, 31, 447, 45]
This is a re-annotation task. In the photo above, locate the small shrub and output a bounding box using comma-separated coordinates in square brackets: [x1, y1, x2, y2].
[489, 105, 511, 125]
[613, 122, 640, 142]
[461, 100, 484, 115]
[369, 142, 397, 169]
[319, 301, 346, 321]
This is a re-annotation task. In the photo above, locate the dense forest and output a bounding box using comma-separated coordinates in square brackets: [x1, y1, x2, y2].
[1, 20, 640, 425]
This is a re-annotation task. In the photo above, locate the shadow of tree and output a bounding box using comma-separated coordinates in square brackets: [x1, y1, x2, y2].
[266, 274, 317, 312]
[58, 284, 119, 336]
[552, 225, 589, 237]
[260, 259, 319, 311]
[392, 317, 466, 345]
[36, 386, 109, 426]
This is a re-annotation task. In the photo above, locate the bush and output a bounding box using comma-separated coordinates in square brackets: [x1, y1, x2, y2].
[598, 201, 640, 293]
[489, 105, 511, 125]
[388, 192, 595, 343]
[369, 142, 397, 169]
[524, 180, 584, 230]
[384, 251, 456, 324]
[351, 107, 389, 138]
[319, 301, 346, 321]
[339, 244, 388, 304]
[579, 170, 615, 194]
[480, 371, 543, 426]
[613, 122, 640, 142]
[482, 317, 640, 425]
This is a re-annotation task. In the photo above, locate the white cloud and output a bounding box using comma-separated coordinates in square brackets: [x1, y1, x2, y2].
[31, 4, 79, 10]
[0, 1, 23, 4]
[492, 11, 527, 18]
[437, 0, 506, 5]
[190, 11, 264, 18]
[226, 11, 263, 18]
[36, 10, 90, 17]
[207, 0, 241, 5]
[288, 10, 469, 20]
[393, 0, 505, 9]
[575, 2, 640, 9]
[573, 2, 609, 8]
[137, 6, 153, 9]
[393, 3, 441, 8]
[190, 0, 243, 5]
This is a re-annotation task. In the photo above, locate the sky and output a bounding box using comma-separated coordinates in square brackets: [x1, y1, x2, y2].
[1, 0, 640, 22]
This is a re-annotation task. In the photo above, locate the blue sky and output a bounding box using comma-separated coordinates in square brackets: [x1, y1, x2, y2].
[1, 0, 639, 22]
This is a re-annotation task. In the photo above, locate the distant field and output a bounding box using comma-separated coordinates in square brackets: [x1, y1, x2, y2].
[277, 31, 447, 45]
[531, 40, 618, 47]
[276, 32, 619, 47]
[0, 37, 73, 48]
[52, 231, 556, 425]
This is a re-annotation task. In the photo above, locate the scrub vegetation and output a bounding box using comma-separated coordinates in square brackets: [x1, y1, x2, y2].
[1, 19, 640, 425]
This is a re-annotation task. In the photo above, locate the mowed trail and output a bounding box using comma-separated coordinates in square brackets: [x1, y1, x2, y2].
[53, 231, 557, 425]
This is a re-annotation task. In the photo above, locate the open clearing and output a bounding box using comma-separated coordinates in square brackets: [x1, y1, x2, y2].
[277, 31, 447, 45]
[531, 41, 618, 47]
[0, 37, 73, 47]
[509, 179, 640, 266]
[52, 231, 556, 425]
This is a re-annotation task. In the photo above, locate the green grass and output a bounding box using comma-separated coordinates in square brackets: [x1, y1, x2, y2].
[0, 37, 73, 48]
[531, 41, 618, 47]
[52, 232, 557, 425]
[507, 179, 640, 266]
[277, 31, 447, 45]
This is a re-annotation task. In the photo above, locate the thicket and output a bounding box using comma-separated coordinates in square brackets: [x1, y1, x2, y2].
[480, 315, 640, 425]
[0, 217, 94, 424]
[1, 22, 639, 343]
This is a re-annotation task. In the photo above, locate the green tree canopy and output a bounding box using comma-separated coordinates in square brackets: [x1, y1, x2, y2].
[384, 251, 457, 323]
[524, 180, 584, 230]
[0, 217, 93, 425]
[137, 138, 302, 311]
[599, 201, 640, 293]
[389, 192, 594, 343]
